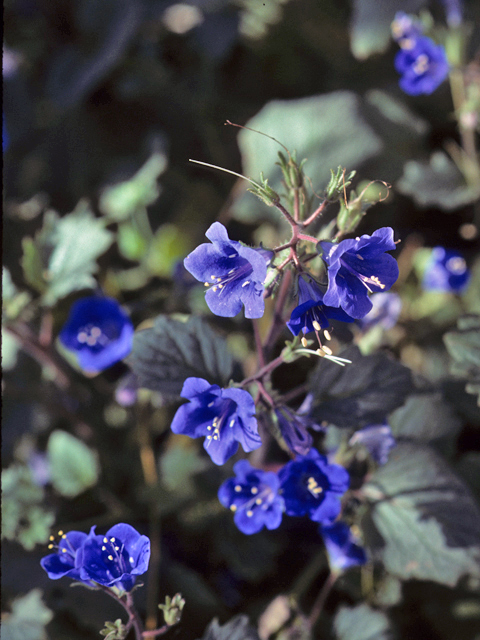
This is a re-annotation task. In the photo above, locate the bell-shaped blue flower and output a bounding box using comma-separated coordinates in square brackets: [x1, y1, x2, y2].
[320, 522, 367, 571]
[278, 448, 349, 524]
[183, 222, 267, 319]
[40, 529, 92, 582]
[319, 228, 399, 319]
[394, 36, 449, 96]
[218, 460, 285, 534]
[357, 292, 402, 331]
[274, 406, 313, 456]
[59, 296, 134, 373]
[170, 377, 262, 465]
[287, 275, 354, 337]
[349, 424, 396, 465]
[77, 524, 150, 591]
[422, 247, 470, 293]
[391, 11, 423, 48]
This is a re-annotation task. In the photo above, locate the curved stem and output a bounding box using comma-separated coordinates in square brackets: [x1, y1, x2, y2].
[307, 572, 339, 630]
[240, 354, 285, 387]
[99, 586, 144, 640]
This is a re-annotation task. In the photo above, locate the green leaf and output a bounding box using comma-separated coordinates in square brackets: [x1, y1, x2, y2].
[127, 315, 235, 396]
[1, 465, 55, 550]
[309, 346, 413, 428]
[334, 604, 392, 640]
[21, 201, 113, 305]
[145, 223, 191, 277]
[444, 315, 480, 405]
[389, 393, 461, 442]
[1, 589, 53, 640]
[47, 430, 99, 497]
[362, 443, 480, 586]
[196, 615, 260, 640]
[397, 152, 480, 210]
[160, 442, 208, 496]
[349, 0, 424, 59]
[233, 92, 382, 222]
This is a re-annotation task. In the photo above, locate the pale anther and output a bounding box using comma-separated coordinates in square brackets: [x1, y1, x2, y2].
[229, 419, 235, 427]
[324, 329, 332, 341]
[312, 321, 321, 331]
[246, 510, 254, 517]
[255, 498, 262, 505]
[241, 281, 250, 287]
[230, 504, 237, 512]
[108, 555, 114, 561]
[322, 345, 333, 356]
[301, 336, 308, 347]
[251, 487, 258, 494]
[235, 485, 242, 492]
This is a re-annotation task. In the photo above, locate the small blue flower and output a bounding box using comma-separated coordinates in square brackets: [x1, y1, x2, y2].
[357, 292, 402, 331]
[349, 424, 396, 465]
[319, 228, 399, 319]
[391, 12, 423, 48]
[183, 222, 267, 319]
[59, 297, 134, 373]
[77, 524, 150, 591]
[320, 522, 367, 571]
[40, 529, 93, 582]
[278, 448, 349, 524]
[287, 275, 354, 338]
[422, 247, 470, 293]
[395, 36, 449, 96]
[170, 377, 262, 465]
[274, 406, 313, 456]
[218, 460, 284, 534]
[441, 0, 462, 27]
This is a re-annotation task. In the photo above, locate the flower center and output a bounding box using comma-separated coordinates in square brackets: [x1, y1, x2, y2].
[77, 325, 109, 347]
[205, 399, 237, 446]
[445, 256, 466, 274]
[306, 476, 324, 498]
[101, 536, 134, 577]
[340, 256, 386, 293]
[230, 483, 274, 517]
[203, 260, 253, 294]
[413, 53, 430, 75]
[48, 530, 75, 560]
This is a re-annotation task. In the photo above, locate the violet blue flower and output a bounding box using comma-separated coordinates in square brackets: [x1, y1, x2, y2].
[59, 297, 134, 373]
[287, 275, 354, 337]
[77, 524, 150, 591]
[422, 247, 470, 293]
[278, 448, 349, 524]
[183, 222, 267, 318]
[40, 529, 92, 582]
[357, 292, 402, 331]
[170, 377, 262, 465]
[320, 521, 367, 571]
[218, 460, 284, 534]
[319, 228, 399, 319]
[391, 11, 423, 48]
[349, 424, 396, 465]
[441, 0, 462, 27]
[274, 406, 313, 456]
[394, 36, 449, 96]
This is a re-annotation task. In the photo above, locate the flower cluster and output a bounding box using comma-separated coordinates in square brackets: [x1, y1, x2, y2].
[170, 377, 262, 465]
[391, 12, 449, 96]
[41, 523, 150, 592]
[422, 247, 470, 293]
[59, 296, 134, 373]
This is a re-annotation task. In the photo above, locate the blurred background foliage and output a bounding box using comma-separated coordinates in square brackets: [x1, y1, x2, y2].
[3, 0, 480, 638]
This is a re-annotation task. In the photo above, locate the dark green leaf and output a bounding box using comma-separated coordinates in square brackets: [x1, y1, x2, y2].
[47, 430, 99, 497]
[197, 615, 260, 640]
[397, 152, 480, 210]
[334, 604, 392, 640]
[1, 589, 53, 640]
[128, 315, 235, 396]
[309, 346, 413, 428]
[362, 443, 480, 586]
[389, 393, 461, 442]
[444, 315, 480, 405]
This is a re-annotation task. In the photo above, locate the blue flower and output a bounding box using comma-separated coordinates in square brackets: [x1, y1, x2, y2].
[40, 529, 93, 582]
[183, 222, 267, 319]
[395, 36, 449, 96]
[170, 377, 262, 465]
[441, 0, 462, 27]
[422, 247, 470, 293]
[218, 460, 284, 534]
[320, 522, 367, 572]
[278, 448, 349, 524]
[274, 406, 313, 456]
[391, 11, 423, 48]
[77, 524, 150, 591]
[59, 297, 134, 373]
[357, 292, 402, 331]
[287, 275, 354, 338]
[319, 228, 399, 319]
[349, 424, 396, 465]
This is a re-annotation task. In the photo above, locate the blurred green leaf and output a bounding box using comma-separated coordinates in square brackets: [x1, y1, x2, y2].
[160, 442, 208, 496]
[1, 465, 55, 550]
[362, 443, 480, 586]
[334, 604, 392, 640]
[21, 201, 114, 305]
[1, 589, 53, 640]
[2, 329, 20, 371]
[128, 315, 235, 396]
[47, 430, 99, 497]
[397, 152, 480, 210]
[233, 92, 383, 222]
[2, 268, 32, 321]
[444, 315, 480, 405]
[309, 346, 413, 428]
[389, 393, 461, 442]
[145, 224, 191, 277]
[117, 223, 148, 262]
[196, 615, 260, 640]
